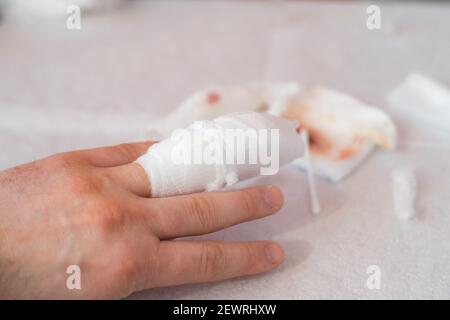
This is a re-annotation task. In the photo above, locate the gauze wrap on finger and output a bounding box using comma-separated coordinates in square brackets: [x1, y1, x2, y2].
[135, 111, 304, 197]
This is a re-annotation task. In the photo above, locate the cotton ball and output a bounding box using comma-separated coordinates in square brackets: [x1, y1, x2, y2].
[391, 167, 417, 220]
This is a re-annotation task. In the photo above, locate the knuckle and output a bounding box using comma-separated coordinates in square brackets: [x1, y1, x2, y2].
[112, 239, 160, 296]
[145, 203, 168, 231]
[134, 200, 167, 236]
[92, 200, 125, 234]
[112, 244, 142, 294]
[199, 243, 224, 277]
[118, 249, 139, 278]
[240, 189, 258, 216]
[66, 173, 105, 196]
[116, 143, 140, 160]
[243, 244, 259, 273]
[185, 196, 217, 231]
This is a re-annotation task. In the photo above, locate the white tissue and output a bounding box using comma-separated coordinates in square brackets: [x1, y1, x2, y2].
[388, 73, 450, 136]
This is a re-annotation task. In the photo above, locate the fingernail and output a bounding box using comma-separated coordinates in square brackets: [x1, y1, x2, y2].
[265, 243, 284, 264]
[264, 186, 283, 210]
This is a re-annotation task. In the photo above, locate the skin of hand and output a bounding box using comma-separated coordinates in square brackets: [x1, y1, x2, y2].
[0, 141, 284, 299]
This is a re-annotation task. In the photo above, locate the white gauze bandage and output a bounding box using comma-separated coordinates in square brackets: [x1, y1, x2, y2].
[136, 111, 304, 197]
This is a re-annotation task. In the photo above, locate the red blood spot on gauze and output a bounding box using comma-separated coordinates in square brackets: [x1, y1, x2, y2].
[207, 92, 221, 105]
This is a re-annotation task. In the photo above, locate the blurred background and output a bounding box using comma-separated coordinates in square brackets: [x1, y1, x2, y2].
[0, 0, 449, 168]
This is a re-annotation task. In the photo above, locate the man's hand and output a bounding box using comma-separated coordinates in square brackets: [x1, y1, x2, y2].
[0, 141, 284, 299]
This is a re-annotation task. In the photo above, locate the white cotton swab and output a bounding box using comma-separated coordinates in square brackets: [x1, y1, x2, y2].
[300, 130, 321, 215]
[391, 167, 417, 220]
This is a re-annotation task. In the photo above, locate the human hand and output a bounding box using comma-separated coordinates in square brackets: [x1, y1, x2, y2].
[0, 141, 284, 299]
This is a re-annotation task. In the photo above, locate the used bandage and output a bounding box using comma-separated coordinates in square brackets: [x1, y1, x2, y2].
[150, 83, 397, 182]
[285, 87, 397, 182]
[151, 82, 301, 137]
[136, 111, 304, 197]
